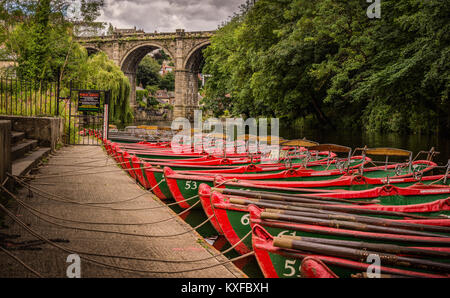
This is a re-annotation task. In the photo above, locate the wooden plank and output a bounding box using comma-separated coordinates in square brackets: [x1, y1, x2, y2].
[258, 135, 283, 144]
[309, 144, 351, 153]
[365, 147, 412, 157]
[237, 134, 284, 143]
[237, 134, 257, 141]
[280, 139, 319, 147]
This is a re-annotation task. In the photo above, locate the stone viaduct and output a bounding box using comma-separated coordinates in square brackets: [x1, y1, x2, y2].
[77, 29, 214, 120]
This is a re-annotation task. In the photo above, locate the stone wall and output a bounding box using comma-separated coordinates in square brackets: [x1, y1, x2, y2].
[134, 108, 173, 122]
[0, 116, 63, 151]
[0, 120, 11, 185]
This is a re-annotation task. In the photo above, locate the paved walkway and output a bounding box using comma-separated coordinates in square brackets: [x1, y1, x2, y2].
[0, 146, 246, 278]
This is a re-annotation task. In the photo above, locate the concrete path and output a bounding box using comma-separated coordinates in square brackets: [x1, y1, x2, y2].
[0, 145, 246, 278]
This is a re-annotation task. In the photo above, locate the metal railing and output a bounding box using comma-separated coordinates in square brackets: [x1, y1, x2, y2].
[0, 77, 60, 117]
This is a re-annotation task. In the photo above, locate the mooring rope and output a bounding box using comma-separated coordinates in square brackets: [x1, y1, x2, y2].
[0, 246, 44, 278]
[50, 153, 108, 160]
[67, 230, 253, 264]
[9, 190, 202, 226]
[10, 174, 199, 211]
[0, 150, 253, 275]
[34, 158, 151, 176]
[44, 158, 115, 167]
[2, 183, 213, 238]
[0, 201, 253, 275]
[20, 184, 198, 212]
[10, 173, 163, 208]
[429, 175, 447, 185]
[18, 163, 161, 180]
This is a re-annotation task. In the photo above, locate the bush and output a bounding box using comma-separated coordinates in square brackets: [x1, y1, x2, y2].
[136, 89, 149, 102]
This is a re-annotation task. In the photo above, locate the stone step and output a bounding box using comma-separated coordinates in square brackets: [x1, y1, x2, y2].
[11, 139, 38, 161]
[11, 131, 25, 145]
[12, 147, 51, 177]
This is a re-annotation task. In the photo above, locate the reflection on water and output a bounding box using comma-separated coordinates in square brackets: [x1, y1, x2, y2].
[280, 125, 449, 165]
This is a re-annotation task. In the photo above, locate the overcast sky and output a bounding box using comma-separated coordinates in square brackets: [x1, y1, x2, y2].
[97, 0, 247, 32]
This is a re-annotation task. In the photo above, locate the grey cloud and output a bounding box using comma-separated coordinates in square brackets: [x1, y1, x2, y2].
[98, 0, 246, 32]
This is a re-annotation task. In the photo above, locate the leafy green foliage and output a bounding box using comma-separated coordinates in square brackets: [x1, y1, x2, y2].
[136, 54, 175, 92]
[136, 56, 161, 88]
[136, 89, 149, 102]
[1, 0, 104, 82]
[80, 52, 133, 124]
[159, 71, 175, 91]
[153, 49, 170, 65]
[145, 85, 159, 95]
[1, 1, 132, 124]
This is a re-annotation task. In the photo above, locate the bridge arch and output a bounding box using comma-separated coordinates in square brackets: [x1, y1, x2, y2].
[120, 42, 174, 75]
[175, 40, 211, 120]
[85, 46, 101, 56]
[183, 40, 210, 71]
[119, 43, 175, 111]
[78, 30, 214, 120]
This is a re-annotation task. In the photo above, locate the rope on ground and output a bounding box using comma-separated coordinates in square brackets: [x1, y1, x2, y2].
[32, 158, 150, 176]
[0, 246, 44, 278]
[11, 174, 198, 211]
[0, 201, 252, 275]
[10, 173, 153, 208]
[8, 190, 202, 226]
[19, 162, 181, 180]
[62, 230, 253, 264]
[43, 158, 115, 167]
[1, 184, 212, 238]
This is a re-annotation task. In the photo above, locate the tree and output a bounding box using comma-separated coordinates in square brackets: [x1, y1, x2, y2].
[203, 0, 449, 134]
[145, 84, 159, 95]
[136, 55, 161, 88]
[153, 49, 170, 65]
[10, 0, 52, 81]
[80, 52, 133, 124]
[159, 71, 175, 91]
[1, 1, 132, 124]
[1, 0, 104, 82]
[107, 23, 114, 35]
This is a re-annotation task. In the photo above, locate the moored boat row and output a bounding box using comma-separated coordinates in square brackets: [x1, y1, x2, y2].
[94, 131, 450, 278]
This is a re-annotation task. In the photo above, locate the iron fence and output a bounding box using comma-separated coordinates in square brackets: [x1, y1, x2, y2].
[0, 77, 111, 146]
[0, 77, 60, 117]
[65, 81, 110, 145]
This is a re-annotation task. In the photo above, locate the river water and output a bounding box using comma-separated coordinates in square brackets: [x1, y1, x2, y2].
[280, 125, 449, 166]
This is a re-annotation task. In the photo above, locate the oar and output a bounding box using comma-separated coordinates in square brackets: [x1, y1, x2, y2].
[214, 187, 378, 205]
[280, 235, 450, 258]
[259, 220, 450, 246]
[274, 237, 450, 273]
[247, 198, 449, 225]
[227, 194, 352, 206]
[265, 208, 450, 234]
[278, 249, 442, 278]
[229, 197, 440, 220]
[261, 211, 448, 238]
